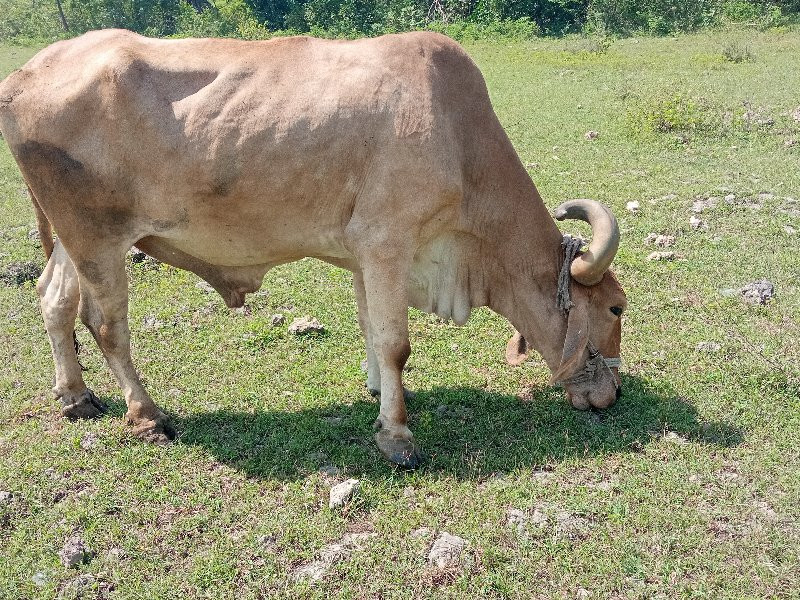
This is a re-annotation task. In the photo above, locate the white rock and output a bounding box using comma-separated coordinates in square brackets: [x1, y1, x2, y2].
[59, 534, 91, 568]
[293, 532, 376, 582]
[288, 316, 324, 335]
[626, 201, 640, 213]
[270, 313, 285, 326]
[506, 508, 528, 534]
[427, 532, 469, 568]
[741, 280, 775, 305]
[724, 193, 736, 203]
[0, 490, 12, 504]
[689, 215, 707, 230]
[531, 508, 549, 526]
[647, 251, 676, 261]
[79, 433, 98, 450]
[584, 130, 599, 140]
[696, 341, 721, 353]
[329, 479, 359, 509]
[784, 225, 797, 235]
[664, 431, 688, 444]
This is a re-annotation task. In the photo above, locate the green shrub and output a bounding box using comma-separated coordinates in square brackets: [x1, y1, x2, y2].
[721, 37, 755, 62]
[628, 93, 722, 136]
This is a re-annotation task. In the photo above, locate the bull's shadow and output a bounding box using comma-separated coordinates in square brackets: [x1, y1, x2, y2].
[176, 374, 743, 480]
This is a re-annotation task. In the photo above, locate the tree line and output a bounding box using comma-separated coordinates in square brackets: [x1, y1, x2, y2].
[2, 0, 799, 43]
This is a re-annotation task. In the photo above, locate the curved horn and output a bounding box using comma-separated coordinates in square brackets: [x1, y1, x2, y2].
[553, 199, 620, 286]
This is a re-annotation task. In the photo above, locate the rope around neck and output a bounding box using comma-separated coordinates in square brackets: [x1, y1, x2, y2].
[557, 235, 584, 316]
[556, 235, 621, 386]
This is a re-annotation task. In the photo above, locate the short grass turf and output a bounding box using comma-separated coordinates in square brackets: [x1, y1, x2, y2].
[1, 27, 799, 599]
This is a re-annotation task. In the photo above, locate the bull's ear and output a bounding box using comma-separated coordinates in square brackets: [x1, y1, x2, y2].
[548, 297, 590, 385]
[506, 330, 530, 366]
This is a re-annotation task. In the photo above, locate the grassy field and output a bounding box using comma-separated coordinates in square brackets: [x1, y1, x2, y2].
[1, 28, 799, 599]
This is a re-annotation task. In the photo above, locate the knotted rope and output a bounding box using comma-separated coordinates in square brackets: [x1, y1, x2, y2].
[555, 234, 621, 386]
[557, 234, 584, 316]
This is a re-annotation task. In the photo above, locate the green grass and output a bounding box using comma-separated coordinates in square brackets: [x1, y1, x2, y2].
[1, 28, 799, 598]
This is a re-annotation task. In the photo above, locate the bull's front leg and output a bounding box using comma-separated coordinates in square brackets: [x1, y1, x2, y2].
[356, 262, 422, 469]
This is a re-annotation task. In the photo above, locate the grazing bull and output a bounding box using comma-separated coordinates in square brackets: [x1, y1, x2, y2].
[0, 30, 626, 468]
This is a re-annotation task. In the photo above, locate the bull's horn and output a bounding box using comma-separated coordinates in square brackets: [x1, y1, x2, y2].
[553, 199, 620, 286]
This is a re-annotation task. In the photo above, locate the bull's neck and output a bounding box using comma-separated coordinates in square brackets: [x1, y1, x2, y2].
[464, 152, 568, 373]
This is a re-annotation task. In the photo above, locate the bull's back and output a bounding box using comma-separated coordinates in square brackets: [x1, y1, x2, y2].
[1, 30, 494, 265]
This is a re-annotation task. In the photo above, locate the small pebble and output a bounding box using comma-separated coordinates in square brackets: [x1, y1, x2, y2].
[626, 201, 640, 213]
[288, 316, 324, 335]
[647, 251, 676, 261]
[329, 479, 359, 509]
[270, 313, 285, 326]
[59, 534, 92, 568]
[741, 280, 775, 305]
[584, 130, 599, 140]
[696, 341, 721, 353]
[427, 532, 469, 568]
[0, 490, 12, 504]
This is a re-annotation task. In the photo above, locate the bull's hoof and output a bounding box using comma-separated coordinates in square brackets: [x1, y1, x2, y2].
[126, 412, 176, 445]
[60, 389, 108, 420]
[375, 428, 423, 469]
[368, 387, 416, 401]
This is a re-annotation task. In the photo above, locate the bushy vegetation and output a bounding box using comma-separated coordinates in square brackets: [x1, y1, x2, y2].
[0, 0, 798, 43]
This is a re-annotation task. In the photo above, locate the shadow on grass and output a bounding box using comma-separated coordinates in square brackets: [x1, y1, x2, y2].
[176, 374, 743, 480]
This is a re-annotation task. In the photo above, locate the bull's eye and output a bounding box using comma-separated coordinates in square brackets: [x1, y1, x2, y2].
[610, 306, 623, 317]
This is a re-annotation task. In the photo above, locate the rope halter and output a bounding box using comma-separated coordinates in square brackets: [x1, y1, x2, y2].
[555, 235, 621, 388]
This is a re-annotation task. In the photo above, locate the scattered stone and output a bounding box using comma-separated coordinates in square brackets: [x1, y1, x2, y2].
[233, 305, 252, 316]
[270, 313, 285, 326]
[741, 280, 775, 305]
[506, 508, 528, 534]
[411, 527, 433, 538]
[664, 431, 689, 444]
[742, 105, 774, 127]
[28, 228, 40, 240]
[692, 197, 718, 213]
[785, 138, 797, 148]
[724, 193, 736, 203]
[1, 261, 41, 286]
[79, 432, 99, 450]
[689, 215, 707, 230]
[32, 572, 49, 587]
[293, 532, 376, 582]
[105, 547, 126, 561]
[584, 130, 599, 140]
[288, 316, 324, 335]
[696, 341, 721, 353]
[625, 200, 640, 214]
[554, 510, 591, 539]
[647, 251, 676, 261]
[329, 478, 359, 509]
[644, 233, 675, 248]
[195, 281, 215, 293]
[59, 574, 97, 599]
[0, 490, 12, 504]
[141, 315, 164, 330]
[784, 225, 797, 235]
[427, 532, 469, 568]
[577, 588, 591, 600]
[59, 534, 92, 568]
[790, 106, 800, 122]
[752, 500, 778, 521]
[531, 508, 549, 526]
[318, 465, 340, 477]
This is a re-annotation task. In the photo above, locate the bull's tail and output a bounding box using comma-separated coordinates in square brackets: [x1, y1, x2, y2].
[30, 188, 54, 259]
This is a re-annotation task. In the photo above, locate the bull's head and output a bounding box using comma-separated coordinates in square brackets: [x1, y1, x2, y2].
[507, 199, 627, 411]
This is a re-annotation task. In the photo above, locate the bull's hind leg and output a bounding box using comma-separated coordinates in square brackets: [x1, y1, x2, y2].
[355, 258, 421, 469]
[37, 240, 107, 419]
[75, 250, 175, 443]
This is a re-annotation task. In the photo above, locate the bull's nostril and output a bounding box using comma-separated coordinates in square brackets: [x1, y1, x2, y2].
[615, 387, 622, 401]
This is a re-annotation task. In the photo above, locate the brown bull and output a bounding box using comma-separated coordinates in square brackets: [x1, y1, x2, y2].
[0, 29, 627, 467]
